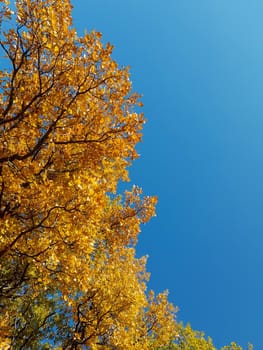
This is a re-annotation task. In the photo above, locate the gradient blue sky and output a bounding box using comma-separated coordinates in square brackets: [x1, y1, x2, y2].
[72, 1, 263, 348]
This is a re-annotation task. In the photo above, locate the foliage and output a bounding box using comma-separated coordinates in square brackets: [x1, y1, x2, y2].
[155, 323, 252, 350]
[221, 342, 253, 350]
[172, 323, 216, 350]
[0, 0, 178, 348]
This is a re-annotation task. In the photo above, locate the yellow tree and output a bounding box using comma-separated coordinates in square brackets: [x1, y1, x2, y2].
[155, 323, 253, 350]
[0, 0, 177, 348]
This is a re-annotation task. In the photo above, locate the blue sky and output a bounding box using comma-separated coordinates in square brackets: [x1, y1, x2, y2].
[72, 1, 263, 348]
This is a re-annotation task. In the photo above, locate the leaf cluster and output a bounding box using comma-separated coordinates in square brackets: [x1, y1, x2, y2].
[0, 1, 176, 348]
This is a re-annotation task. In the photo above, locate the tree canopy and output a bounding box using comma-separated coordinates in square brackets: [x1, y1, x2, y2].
[0, 1, 253, 349]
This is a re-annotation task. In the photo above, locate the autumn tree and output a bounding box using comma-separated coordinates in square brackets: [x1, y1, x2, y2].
[155, 323, 253, 350]
[0, 0, 177, 348]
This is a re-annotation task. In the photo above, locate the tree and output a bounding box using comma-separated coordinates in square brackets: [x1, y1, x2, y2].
[0, 0, 177, 348]
[155, 324, 253, 350]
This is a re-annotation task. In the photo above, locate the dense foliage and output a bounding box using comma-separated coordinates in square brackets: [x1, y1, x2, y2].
[0, 1, 252, 349]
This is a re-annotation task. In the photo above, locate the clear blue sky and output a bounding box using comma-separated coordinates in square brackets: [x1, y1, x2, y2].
[72, 1, 263, 348]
